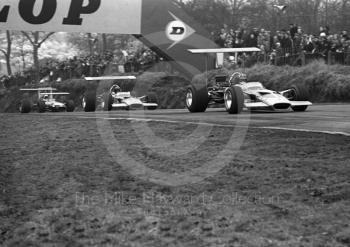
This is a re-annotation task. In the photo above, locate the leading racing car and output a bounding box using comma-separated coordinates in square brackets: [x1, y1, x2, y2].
[186, 48, 312, 114]
[186, 72, 312, 114]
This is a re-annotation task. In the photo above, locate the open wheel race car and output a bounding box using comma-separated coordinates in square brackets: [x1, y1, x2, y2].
[82, 76, 158, 112]
[186, 72, 312, 114]
[19, 88, 75, 113]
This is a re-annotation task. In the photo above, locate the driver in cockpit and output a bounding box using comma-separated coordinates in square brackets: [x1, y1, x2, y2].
[111, 84, 121, 97]
[42, 94, 49, 101]
[238, 73, 247, 84]
[230, 72, 247, 85]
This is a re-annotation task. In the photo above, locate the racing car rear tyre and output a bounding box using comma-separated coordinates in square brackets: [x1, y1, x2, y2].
[146, 93, 158, 110]
[66, 100, 75, 112]
[186, 85, 208, 113]
[103, 94, 113, 111]
[290, 84, 309, 101]
[224, 86, 244, 114]
[20, 99, 32, 113]
[37, 100, 46, 113]
[83, 91, 96, 112]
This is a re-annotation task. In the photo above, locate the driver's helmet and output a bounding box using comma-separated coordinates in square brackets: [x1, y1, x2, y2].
[111, 85, 121, 94]
[43, 95, 49, 100]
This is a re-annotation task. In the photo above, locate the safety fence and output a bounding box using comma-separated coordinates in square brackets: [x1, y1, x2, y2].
[270, 51, 350, 66]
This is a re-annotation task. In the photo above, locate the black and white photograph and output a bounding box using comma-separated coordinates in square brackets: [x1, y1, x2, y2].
[0, 0, 349, 246]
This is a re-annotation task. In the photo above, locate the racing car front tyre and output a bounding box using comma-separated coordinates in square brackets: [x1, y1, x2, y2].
[146, 93, 158, 110]
[103, 94, 113, 111]
[292, 105, 308, 112]
[224, 86, 244, 114]
[83, 91, 96, 112]
[290, 84, 309, 101]
[186, 85, 208, 113]
[66, 100, 75, 112]
[19, 100, 31, 113]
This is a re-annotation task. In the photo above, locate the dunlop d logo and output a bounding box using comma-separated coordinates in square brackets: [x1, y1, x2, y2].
[166, 20, 186, 42]
[165, 12, 195, 49]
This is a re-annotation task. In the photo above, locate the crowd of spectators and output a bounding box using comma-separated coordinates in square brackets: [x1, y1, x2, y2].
[0, 48, 160, 87]
[213, 24, 350, 66]
[2, 25, 350, 87]
[38, 51, 115, 82]
[123, 49, 160, 73]
[36, 48, 159, 83]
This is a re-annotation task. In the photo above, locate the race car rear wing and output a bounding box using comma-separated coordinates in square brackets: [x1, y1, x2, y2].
[188, 48, 261, 68]
[188, 48, 261, 54]
[20, 88, 70, 99]
[84, 76, 137, 81]
[38, 93, 70, 95]
[20, 88, 58, 91]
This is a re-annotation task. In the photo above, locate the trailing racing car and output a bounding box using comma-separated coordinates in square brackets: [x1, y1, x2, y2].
[186, 72, 312, 114]
[82, 76, 158, 112]
[19, 88, 75, 113]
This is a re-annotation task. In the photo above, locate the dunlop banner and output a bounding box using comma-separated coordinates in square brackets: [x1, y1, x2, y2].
[0, 0, 142, 34]
[0, 0, 218, 76]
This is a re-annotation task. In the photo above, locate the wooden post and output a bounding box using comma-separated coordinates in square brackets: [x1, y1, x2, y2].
[301, 52, 305, 66]
[327, 51, 332, 65]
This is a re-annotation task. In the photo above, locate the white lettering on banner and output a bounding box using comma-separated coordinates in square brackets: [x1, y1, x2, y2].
[0, 0, 142, 34]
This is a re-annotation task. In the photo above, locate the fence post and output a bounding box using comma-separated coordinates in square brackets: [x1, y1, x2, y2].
[328, 51, 332, 65]
[301, 52, 305, 66]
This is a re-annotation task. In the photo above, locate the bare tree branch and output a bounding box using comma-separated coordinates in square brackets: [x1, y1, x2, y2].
[38, 32, 55, 47]
[21, 31, 34, 45]
[0, 49, 7, 56]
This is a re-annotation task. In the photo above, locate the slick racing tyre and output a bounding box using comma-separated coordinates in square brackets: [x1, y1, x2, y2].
[224, 86, 244, 114]
[103, 94, 114, 111]
[289, 84, 309, 101]
[83, 91, 96, 112]
[186, 85, 208, 113]
[65, 100, 75, 112]
[37, 100, 46, 113]
[146, 93, 158, 110]
[289, 85, 309, 112]
[292, 105, 308, 112]
[19, 99, 32, 113]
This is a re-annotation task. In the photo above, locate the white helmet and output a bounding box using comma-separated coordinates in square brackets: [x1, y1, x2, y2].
[112, 85, 121, 94]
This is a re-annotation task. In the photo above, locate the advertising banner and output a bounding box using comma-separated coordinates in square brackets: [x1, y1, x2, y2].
[0, 0, 142, 34]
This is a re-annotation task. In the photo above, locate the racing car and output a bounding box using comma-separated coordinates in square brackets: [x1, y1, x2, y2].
[186, 48, 312, 114]
[19, 88, 75, 113]
[82, 76, 158, 112]
[186, 72, 312, 114]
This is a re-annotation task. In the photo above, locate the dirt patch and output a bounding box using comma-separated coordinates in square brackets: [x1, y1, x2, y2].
[0, 114, 349, 246]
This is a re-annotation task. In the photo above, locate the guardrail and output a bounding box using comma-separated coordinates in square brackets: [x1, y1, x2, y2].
[263, 50, 350, 67]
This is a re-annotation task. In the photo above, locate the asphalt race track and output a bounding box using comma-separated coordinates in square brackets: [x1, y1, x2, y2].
[20, 104, 350, 136]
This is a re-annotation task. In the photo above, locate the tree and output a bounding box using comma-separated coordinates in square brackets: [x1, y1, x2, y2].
[181, 0, 232, 33]
[227, 0, 246, 28]
[0, 31, 12, 75]
[21, 31, 55, 81]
